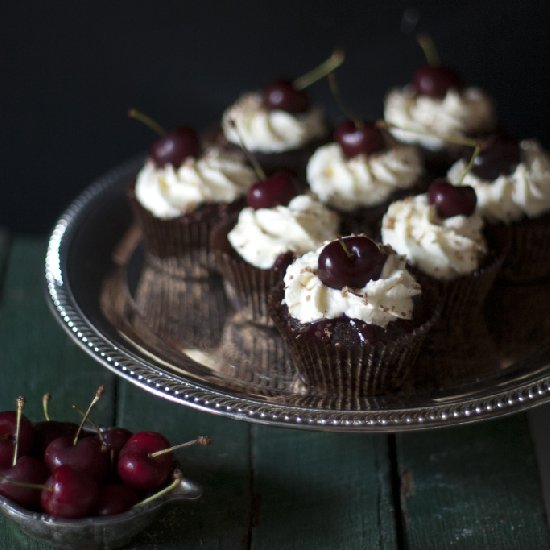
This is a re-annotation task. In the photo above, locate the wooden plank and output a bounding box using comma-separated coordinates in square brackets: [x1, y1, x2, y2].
[397, 415, 550, 550]
[0, 237, 116, 549]
[117, 381, 251, 549]
[249, 426, 397, 550]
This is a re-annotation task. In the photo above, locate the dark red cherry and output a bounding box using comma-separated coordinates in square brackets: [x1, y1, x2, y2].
[470, 132, 521, 180]
[0, 456, 50, 508]
[317, 236, 387, 290]
[428, 178, 477, 219]
[412, 66, 462, 98]
[334, 120, 386, 158]
[149, 126, 200, 168]
[247, 171, 299, 209]
[0, 411, 33, 469]
[262, 79, 310, 114]
[95, 484, 140, 516]
[32, 421, 79, 458]
[44, 435, 110, 481]
[41, 465, 99, 519]
[117, 432, 173, 491]
[102, 428, 133, 455]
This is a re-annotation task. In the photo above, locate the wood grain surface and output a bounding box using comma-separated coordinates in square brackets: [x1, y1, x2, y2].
[0, 234, 547, 549]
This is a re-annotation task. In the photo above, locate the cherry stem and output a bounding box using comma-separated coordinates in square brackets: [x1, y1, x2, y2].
[71, 405, 105, 446]
[416, 33, 440, 66]
[327, 73, 362, 129]
[376, 120, 481, 148]
[293, 49, 345, 91]
[134, 469, 183, 508]
[42, 393, 51, 422]
[228, 119, 266, 180]
[73, 385, 104, 446]
[459, 144, 481, 184]
[337, 237, 353, 260]
[128, 108, 166, 137]
[12, 397, 24, 467]
[148, 436, 212, 459]
[0, 476, 50, 492]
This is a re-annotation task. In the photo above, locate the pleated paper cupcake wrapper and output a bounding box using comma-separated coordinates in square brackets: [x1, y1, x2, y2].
[134, 263, 227, 350]
[487, 213, 550, 283]
[130, 194, 220, 279]
[411, 250, 504, 337]
[269, 288, 439, 399]
[486, 278, 550, 363]
[212, 249, 283, 327]
[219, 314, 294, 390]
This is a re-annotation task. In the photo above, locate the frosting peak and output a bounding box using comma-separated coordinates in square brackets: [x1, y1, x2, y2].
[228, 195, 339, 269]
[135, 149, 256, 218]
[306, 142, 422, 211]
[222, 93, 326, 153]
[381, 194, 487, 279]
[384, 87, 496, 150]
[448, 140, 550, 222]
[283, 245, 421, 327]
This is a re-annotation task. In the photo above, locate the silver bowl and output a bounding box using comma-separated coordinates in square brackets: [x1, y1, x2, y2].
[0, 474, 201, 549]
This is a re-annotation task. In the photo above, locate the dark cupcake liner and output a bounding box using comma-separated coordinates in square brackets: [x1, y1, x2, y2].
[203, 125, 331, 186]
[268, 283, 440, 398]
[486, 278, 550, 363]
[133, 263, 227, 351]
[218, 313, 295, 389]
[129, 183, 242, 279]
[486, 212, 550, 283]
[410, 249, 505, 337]
[210, 215, 286, 326]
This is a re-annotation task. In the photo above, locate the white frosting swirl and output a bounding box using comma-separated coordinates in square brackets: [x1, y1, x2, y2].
[447, 140, 550, 222]
[381, 194, 486, 279]
[384, 87, 495, 150]
[222, 93, 326, 153]
[135, 149, 256, 218]
[306, 142, 422, 211]
[283, 245, 420, 327]
[228, 195, 339, 269]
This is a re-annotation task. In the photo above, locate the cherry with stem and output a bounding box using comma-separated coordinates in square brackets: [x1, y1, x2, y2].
[263, 49, 345, 113]
[228, 119, 299, 209]
[329, 73, 385, 158]
[428, 147, 480, 219]
[128, 108, 200, 167]
[412, 33, 462, 98]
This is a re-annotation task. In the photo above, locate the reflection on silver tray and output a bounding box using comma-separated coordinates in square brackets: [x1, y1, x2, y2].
[45, 157, 550, 431]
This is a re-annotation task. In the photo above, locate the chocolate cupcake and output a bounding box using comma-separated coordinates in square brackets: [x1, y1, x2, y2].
[218, 93, 328, 182]
[381, 181, 502, 341]
[213, 52, 346, 181]
[269, 236, 438, 398]
[130, 128, 256, 278]
[448, 135, 550, 282]
[211, 172, 340, 325]
[306, 123, 425, 236]
[384, 57, 496, 175]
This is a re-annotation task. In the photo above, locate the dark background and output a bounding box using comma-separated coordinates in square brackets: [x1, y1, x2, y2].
[3, 1, 550, 234]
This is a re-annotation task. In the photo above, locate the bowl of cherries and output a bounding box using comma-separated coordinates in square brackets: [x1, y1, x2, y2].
[0, 387, 210, 549]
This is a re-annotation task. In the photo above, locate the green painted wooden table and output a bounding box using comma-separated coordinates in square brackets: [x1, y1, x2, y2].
[0, 233, 549, 549]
